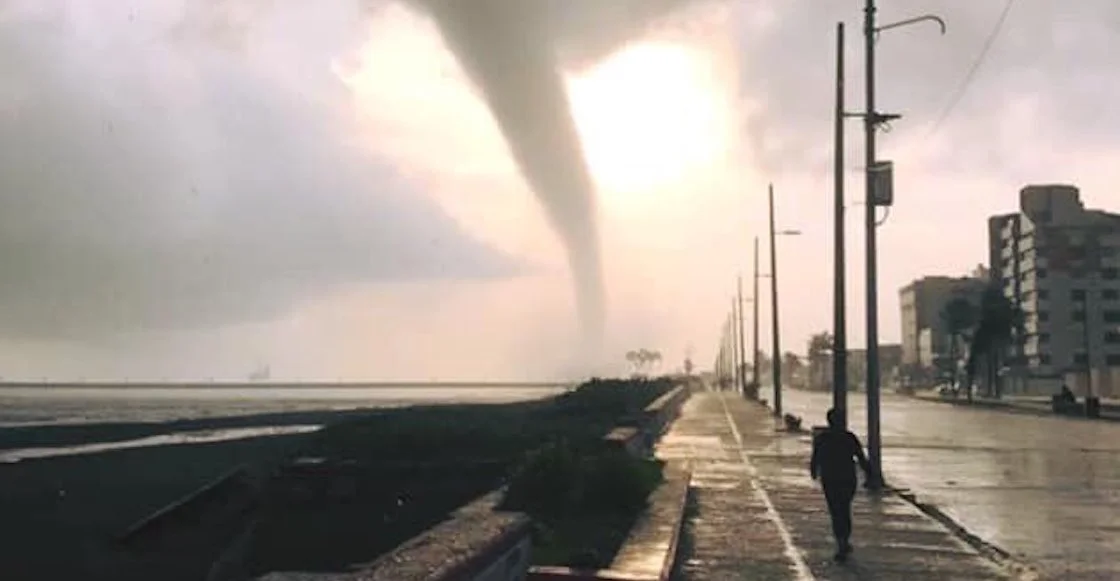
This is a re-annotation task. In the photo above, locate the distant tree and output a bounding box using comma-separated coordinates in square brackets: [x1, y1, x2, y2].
[648, 349, 663, 371]
[625, 348, 663, 377]
[625, 350, 640, 375]
[941, 296, 977, 400]
[782, 351, 802, 372]
[808, 333, 833, 360]
[750, 352, 772, 377]
[807, 332, 834, 391]
[781, 352, 803, 387]
[965, 285, 1020, 399]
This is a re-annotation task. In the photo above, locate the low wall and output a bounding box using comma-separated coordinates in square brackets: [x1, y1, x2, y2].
[116, 465, 259, 551]
[256, 492, 532, 581]
[600, 385, 688, 459]
[638, 386, 689, 453]
[257, 382, 691, 581]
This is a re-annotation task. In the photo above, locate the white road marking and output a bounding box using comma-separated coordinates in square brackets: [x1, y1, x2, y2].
[717, 393, 817, 581]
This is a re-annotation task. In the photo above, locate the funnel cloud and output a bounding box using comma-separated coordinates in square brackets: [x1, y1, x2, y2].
[409, 0, 705, 360]
[416, 0, 603, 354]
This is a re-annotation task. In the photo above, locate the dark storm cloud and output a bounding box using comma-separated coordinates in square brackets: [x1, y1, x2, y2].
[735, 0, 1120, 177]
[0, 2, 521, 339]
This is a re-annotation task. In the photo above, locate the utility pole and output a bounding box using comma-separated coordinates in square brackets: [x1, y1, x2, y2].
[752, 236, 761, 392]
[833, 21, 849, 428]
[768, 184, 783, 417]
[737, 275, 749, 397]
[731, 298, 740, 394]
[863, 0, 886, 490]
[861, 0, 945, 490]
[718, 316, 729, 388]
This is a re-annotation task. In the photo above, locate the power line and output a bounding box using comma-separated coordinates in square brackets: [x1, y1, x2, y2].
[925, 0, 1017, 138]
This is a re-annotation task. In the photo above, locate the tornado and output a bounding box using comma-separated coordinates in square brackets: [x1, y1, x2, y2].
[417, 0, 606, 357]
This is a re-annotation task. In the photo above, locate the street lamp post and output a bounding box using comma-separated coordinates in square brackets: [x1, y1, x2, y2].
[731, 297, 741, 394]
[719, 312, 732, 389]
[737, 275, 750, 397]
[768, 184, 801, 417]
[753, 237, 761, 393]
[860, 0, 945, 491]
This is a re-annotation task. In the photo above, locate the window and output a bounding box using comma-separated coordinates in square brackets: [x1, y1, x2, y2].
[1103, 289, 1119, 300]
[1071, 289, 1087, 300]
[1108, 354, 1120, 366]
[1040, 354, 1052, 365]
[1103, 268, 1119, 280]
[1039, 333, 1051, 343]
[1038, 311, 1050, 322]
[1038, 290, 1050, 300]
[1073, 311, 1086, 322]
[1105, 310, 1120, 324]
[1037, 268, 1048, 279]
[1074, 353, 1088, 366]
[1105, 331, 1120, 344]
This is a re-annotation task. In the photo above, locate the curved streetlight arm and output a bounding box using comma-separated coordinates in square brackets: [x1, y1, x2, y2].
[875, 14, 947, 35]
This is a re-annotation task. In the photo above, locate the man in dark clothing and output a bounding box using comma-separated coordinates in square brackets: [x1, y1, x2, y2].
[809, 408, 872, 562]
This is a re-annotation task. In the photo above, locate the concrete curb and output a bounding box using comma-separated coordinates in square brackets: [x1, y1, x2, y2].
[527, 568, 651, 581]
[911, 393, 1120, 423]
[657, 470, 689, 581]
[891, 487, 1040, 581]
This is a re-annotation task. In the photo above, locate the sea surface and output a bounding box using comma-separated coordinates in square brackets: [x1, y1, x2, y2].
[0, 383, 568, 461]
[0, 383, 568, 426]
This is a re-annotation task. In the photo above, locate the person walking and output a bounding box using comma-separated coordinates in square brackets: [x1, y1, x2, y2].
[809, 408, 872, 562]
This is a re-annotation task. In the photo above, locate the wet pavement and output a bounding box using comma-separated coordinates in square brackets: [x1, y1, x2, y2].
[781, 389, 1120, 580]
[660, 391, 1012, 581]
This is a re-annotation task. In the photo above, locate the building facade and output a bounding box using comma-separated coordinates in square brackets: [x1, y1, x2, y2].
[990, 185, 1120, 393]
[899, 273, 988, 372]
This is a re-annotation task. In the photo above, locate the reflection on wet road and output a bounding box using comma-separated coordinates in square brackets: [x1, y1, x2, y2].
[782, 389, 1120, 580]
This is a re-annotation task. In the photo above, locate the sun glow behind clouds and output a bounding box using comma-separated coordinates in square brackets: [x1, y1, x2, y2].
[567, 42, 732, 200]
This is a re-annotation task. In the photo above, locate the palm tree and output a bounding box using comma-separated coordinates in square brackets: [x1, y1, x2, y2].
[646, 349, 663, 374]
[625, 350, 640, 376]
[625, 348, 663, 377]
[941, 296, 977, 400]
[966, 285, 1020, 399]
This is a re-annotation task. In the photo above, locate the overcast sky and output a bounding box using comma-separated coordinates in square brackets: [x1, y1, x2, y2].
[0, 0, 1117, 381]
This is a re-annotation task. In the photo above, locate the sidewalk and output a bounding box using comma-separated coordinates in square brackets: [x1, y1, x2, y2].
[912, 391, 1120, 421]
[658, 390, 1017, 581]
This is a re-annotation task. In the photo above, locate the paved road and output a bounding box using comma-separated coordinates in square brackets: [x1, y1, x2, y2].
[665, 392, 1011, 581]
[781, 389, 1120, 580]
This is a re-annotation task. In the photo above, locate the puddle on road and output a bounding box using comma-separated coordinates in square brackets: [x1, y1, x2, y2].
[659, 435, 726, 449]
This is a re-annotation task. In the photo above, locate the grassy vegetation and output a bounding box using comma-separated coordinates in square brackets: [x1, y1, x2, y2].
[501, 439, 665, 569]
[243, 377, 675, 576]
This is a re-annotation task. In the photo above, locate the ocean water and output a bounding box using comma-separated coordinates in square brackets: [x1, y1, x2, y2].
[0, 383, 568, 427]
[0, 383, 569, 461]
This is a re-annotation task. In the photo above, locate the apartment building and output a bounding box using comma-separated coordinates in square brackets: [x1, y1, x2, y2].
[989, 185, 1120, 391]
[899, 273, 987, 370]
